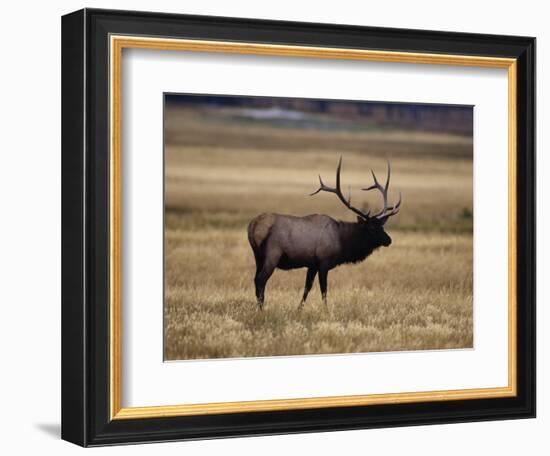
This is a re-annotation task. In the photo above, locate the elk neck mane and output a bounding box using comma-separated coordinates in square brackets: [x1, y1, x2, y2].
[336, 220, 382, 265]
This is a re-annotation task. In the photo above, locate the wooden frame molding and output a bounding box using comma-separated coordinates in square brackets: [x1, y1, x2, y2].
[109, 35, 518, 421]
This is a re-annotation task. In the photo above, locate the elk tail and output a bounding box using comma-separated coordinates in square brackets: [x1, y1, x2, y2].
[247, 213, 275, 255]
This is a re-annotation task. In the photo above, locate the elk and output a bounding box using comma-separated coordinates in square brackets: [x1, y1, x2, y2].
[247, 157, 401, 309]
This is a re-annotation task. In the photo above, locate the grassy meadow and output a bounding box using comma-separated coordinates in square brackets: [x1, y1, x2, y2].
[164, 103, 473, 360]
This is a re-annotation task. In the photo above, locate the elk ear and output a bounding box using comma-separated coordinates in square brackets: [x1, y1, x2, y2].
[357, 216, 366, 224]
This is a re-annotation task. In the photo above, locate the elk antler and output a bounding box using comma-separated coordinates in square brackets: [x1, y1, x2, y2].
[362, 161, 402, 223]
[310, 157, 370, 220]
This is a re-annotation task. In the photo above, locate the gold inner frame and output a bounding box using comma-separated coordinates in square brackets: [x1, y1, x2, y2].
[109, 35, 517, 420]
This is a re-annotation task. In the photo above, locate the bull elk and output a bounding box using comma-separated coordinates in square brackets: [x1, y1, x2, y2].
[247, 157, 401, 309]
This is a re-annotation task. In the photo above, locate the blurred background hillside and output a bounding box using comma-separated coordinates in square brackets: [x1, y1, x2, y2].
[166, 94, 473, 136]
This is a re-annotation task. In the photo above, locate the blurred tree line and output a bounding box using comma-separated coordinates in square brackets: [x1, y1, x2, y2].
[165, 94, 473, 136]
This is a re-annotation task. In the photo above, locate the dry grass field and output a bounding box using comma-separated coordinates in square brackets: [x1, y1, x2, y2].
[164, 104, 473, 360]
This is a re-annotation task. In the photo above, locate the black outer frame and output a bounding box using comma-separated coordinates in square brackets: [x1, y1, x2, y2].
[61, 8, 536, 447]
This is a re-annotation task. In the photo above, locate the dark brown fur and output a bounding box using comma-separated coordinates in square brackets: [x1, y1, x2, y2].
[247, 212, 392, 309]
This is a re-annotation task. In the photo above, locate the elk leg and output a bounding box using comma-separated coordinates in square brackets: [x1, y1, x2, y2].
[252, 250, 263, 277]
[318, 268, 329, 309]
[254, 252, 280, 310]
[299, 268, 317, 309]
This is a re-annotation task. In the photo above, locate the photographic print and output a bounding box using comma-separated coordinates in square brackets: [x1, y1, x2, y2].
[164, 94, 473, 361]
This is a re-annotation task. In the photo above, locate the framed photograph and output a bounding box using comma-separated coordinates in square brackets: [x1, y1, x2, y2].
[61, 8, 535, 447]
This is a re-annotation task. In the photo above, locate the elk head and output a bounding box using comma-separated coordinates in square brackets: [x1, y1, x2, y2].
[310, 157, 401, 247]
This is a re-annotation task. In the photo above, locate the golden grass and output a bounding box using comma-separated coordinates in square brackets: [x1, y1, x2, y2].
[163, 105, 473, 360]
[164, 228, 472, 360]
